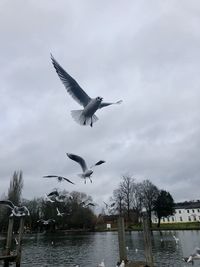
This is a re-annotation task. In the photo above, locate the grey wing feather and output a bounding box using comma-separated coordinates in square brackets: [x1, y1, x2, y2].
[62, 176, 75, 185]
[43, 175, 57, 178]
[66, 153, 87, 172]
[99, 100, 123, 109]
[195, 248, 200, 255]
[51, 55, 91, 107]
[0, 200, 15, 209]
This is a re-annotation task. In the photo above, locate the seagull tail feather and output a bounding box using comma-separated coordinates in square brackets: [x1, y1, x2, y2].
[71, 110, 98, 126]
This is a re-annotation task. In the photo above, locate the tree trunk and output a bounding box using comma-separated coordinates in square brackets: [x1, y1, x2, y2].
[157, 217, 161, 228]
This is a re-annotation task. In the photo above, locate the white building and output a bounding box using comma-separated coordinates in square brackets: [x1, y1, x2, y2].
[152, 201, 200, 224]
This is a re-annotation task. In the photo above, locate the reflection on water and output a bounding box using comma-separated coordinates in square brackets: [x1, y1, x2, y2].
[0, 230, 200, 266]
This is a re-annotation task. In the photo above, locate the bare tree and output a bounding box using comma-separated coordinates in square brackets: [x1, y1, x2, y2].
[132, 182, 144, 224]
[8, 170, 23, 205]
[139, 179, 159, 227]
[119, 175, 134, 222]
[110, 188, 124, 216]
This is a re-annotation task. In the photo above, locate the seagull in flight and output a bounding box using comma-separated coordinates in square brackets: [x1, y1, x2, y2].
[183, 247, 200, 264]
[43, 175, 75, 184]
[67, 153, 105, 183]
[47, 190, 67, 202]
[0, 200, 30, 217]
[51, 54, 122, 127]
[56, 207, 65, 217]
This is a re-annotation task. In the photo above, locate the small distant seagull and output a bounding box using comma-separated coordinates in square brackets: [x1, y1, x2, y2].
[47, 190, 59, 197]
[43, 175, 75, 185]
[97, 260, 105, 267]
[103, 201, 109, 209]
[119, 260, 125, 267]
[51, 54, 122, 127]
[44, 194, 55, 203]
[56, 207, 65, 217]
[67, 153, 105, 183]
[173, 235, 179, 244]
[103, 201, 115, 209]
[47, 190, 67, 203]
[14, 238, 19, 245]
[37, 219, 55, 225]
[0, 200, 30, 217]
[85, 202, 95, 207]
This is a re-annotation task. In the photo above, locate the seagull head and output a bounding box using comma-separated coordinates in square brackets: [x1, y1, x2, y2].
[96, 96, 103, 102]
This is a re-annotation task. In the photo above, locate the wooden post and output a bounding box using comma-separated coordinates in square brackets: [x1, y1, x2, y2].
[16, 217, 25, 267]
[142, 212, 154, 267]
[4, 216, 14, 267]
[5, 216, 14, 255]
[117, 216, 127, 263]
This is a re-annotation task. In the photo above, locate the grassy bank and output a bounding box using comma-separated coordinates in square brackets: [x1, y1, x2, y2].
[96, 222, 200, 231]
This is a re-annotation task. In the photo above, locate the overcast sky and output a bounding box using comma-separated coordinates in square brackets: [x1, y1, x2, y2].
[0, 0, 200, 208]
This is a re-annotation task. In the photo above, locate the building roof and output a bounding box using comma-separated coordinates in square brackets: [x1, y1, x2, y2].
[175, 201, 200, 209]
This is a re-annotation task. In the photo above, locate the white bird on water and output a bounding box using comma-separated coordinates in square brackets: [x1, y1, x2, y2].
[183, 247, 200, 264]
[173, 235, 179, 244]
[97, 259, 105, 267]
[119, 260, 125, 267]
[0, 200, 30, 217]
[67, 153, 105, 183]
[51, 55, 122, 127]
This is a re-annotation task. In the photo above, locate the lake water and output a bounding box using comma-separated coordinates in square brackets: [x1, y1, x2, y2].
[0, 230, 200, 267]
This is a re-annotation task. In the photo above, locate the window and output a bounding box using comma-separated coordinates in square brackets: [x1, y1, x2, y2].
[194, 216, 196, 221]
[163, 218, 165, 222]
[187, 210, 190, 213]
[192, 209, 195, 213]
[180, 217, 183, 222]
[167, 217, 170, 222]
[188, 216, 191, 221]
[179, 210, 181, 214]
[172, 217, 175, 222]
[198, 209, 200, 213]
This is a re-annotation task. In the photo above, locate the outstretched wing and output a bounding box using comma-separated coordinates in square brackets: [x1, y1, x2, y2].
[51, 55, 91, 107]
[0, 200, 15, 209]
[47, 191, 59, 197]
[66, 153, 87, 172]
[99, 100, 122, 109]
[43, 175, 57, 178]
[86, 202, 95, 207]
[90, 160, 105, 168]
[62, 176, 75, 185]
[43, 175, 75, 184]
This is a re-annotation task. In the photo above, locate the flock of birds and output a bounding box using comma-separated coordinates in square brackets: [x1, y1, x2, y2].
[0, 55, 200, 266]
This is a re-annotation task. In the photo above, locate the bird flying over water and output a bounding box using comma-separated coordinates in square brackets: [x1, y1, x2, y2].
[66, 153, 105, 183]
[43, 175, 75, 184]
[51, 54, 122, 127]
[0, 200, 30, 217]
[183, 247, 200, 264]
